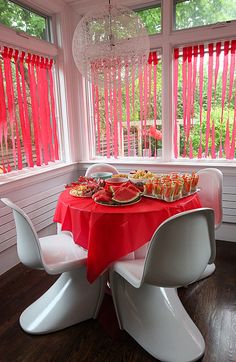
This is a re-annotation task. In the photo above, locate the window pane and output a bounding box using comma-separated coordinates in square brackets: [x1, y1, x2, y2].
[136, 6, 161, 35]
[173, 40, 236, 160]
[0, 46, 60, 173]
[90, 51, 162, 159]
[0, 0, 50, 41]
[174, 0, 236, 30]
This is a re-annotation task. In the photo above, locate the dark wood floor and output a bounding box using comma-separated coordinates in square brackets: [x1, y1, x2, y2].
[0, 240, 236, 362]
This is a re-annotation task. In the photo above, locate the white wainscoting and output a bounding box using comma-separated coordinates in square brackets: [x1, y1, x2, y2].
[215, 183, 236, 242]
[0, 163, 78, 275]
[0, 184, 64, 254]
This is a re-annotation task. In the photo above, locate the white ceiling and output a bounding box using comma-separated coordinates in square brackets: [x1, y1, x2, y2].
[64, 0, 158, 15]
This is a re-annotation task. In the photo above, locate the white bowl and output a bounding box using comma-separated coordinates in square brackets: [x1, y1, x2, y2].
[128, 175, 149, 185]
[91, 172, 113, 180]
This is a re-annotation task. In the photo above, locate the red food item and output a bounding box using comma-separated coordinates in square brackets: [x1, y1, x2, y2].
[144, 182, 153, 195]
[92, 189, 113, 203]
[112, 187, 140, 203]
[126, 183, 141, 193]
[109, 182, 140, 194]
[191, 173, 199, 187]
[65, 176, 100, 190]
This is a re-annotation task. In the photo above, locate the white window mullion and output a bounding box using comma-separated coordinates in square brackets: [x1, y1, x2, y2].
[161, 0, 173, 162]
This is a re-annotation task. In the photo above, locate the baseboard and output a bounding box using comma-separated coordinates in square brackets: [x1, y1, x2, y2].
[216, 223, 236, 242]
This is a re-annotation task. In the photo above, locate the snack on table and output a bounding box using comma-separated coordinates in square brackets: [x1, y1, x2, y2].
[111, 173, 128, 178]
[129, 169, 156, 180]
[67, 176, 102, 197]
[92, 183, 141, 205]
[143, 172, 199, 202]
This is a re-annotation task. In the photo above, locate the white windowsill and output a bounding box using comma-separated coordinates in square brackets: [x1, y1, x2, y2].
[78, 158, 236, 176]
[0, 161, 78, 194]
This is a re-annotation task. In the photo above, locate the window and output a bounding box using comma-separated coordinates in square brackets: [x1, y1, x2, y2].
[0, 0, 51, 41]
[173, 40, 236, 160]
[90, 51, 162, 158]
[174, 0, 236, 30]
[0, 2, 61, 174]
[135, 4, 162, 35]
[83, 1, 236, 164]
[0, 46, 59, 173]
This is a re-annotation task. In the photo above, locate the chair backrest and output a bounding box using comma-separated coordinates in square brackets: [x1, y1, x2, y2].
[85, 163, 118, 177]
[142, 208, 215, 288]
[197, 168, 223, 229]
[1, 198, 43, 269]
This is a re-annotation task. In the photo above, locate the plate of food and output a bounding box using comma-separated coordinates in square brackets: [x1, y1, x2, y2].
[128, 169, 157, 192]
[95, 197, 141, 207]
[92, 183, 141, 206]
[69, 184, 100, 197]
[67, 176, 102, 197]
[142, 172, 199, 202]
[128, 169, 157, 183]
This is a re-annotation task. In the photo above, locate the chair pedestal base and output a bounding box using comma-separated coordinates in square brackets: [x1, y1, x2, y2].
[20, 268, 106, 334]
[111, 273, 205, 362]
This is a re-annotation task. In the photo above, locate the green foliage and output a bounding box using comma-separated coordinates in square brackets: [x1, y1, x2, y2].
[0, 0, 48, 40]
[136, 6, 161, 34]
[179, 107, 235, 157]
[175, 0, 236, 29]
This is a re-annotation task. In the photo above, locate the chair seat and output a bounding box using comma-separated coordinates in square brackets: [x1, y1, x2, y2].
[39, 233, 88, 274]
[113, 259, 145, 288]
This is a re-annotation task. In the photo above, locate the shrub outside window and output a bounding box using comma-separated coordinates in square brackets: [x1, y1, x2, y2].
[174, 0, 236, 30]
[0, 0, 51, 41]
[135, 5, 162, 35]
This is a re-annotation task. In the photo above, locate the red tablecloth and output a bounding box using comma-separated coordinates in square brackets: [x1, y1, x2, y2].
[53, 190, 201, 283]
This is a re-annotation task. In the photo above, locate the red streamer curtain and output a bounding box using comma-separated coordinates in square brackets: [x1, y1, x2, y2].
[92, 51, 161, 158]
[0, 46, 59, 173]
[173, 40, 236, 160]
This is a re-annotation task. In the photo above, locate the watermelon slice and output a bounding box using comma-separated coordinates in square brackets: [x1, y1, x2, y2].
[92, 189, 113, 203]
[110, 182, 141, 194]
[112, 187, 140, 203]
[126, 183, 141, 194]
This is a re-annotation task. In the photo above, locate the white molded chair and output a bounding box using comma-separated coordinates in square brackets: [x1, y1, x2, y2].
[109, 208, 215, 362]
[1, 198, 106, 335]
[196, 168, 223, 280]
[197, 168, 223, 229]
[85, 163, 118, 177]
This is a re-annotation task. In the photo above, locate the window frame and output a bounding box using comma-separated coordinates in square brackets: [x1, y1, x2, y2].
[0, 0, 77, 185]
[173, 0, 236, 32]
[82, 0, 236, 167]
[0, 0, 52, 42]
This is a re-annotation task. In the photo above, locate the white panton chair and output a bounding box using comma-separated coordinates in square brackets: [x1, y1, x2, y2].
[196, 168, 223, 280]
[109, 208, 215, 362]
[1, 198, 106, 335]
[197, 168, 223, 229]
[85, 163, 118, 177]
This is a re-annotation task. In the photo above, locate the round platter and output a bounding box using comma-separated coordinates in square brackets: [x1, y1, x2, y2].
[94, 196, 141, 207]
[69, 189, 92, 198]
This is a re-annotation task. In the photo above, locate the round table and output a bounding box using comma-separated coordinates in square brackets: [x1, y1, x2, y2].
[53, 189, 201, 283]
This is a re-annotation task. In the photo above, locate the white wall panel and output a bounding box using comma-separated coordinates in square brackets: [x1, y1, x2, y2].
[0, 164, 79, 274]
